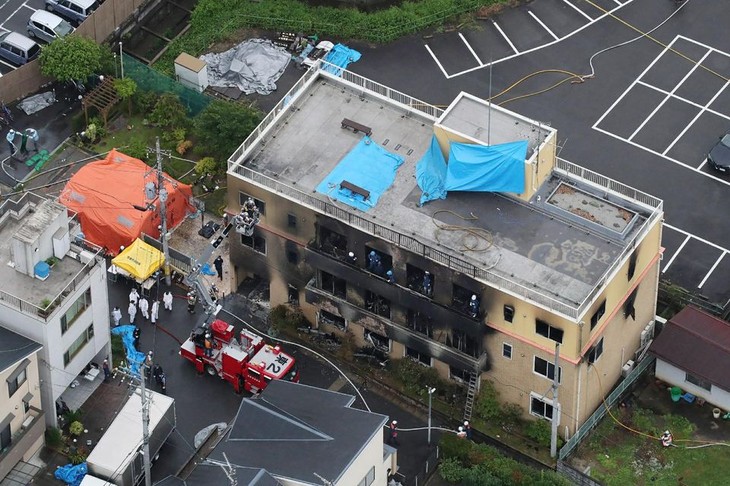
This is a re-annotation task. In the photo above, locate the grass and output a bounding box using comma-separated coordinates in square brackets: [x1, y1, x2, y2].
[574, 407, 730, 485]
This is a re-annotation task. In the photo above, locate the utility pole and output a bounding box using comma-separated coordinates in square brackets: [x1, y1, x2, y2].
[427, 386, 436, 445]
[550, 342, 561, 458]
[155, 137, 172, 285]
[115, 363, 153, 486]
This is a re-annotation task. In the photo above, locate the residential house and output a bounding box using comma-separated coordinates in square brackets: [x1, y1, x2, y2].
[0, 326, 43, 482]
[0, 193, 111, 427]
[650, 306, 730, 411]
[225, 66, 664, 436]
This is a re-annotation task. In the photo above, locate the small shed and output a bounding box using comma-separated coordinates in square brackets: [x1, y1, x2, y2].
[649, 306, 730, 411]
[175, 53, 208, 93]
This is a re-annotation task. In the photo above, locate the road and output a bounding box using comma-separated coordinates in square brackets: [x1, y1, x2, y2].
[349, 0, 730, 306]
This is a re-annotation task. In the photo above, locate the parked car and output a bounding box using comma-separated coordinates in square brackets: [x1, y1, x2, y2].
[707, 133, 730, 172]
[0, 32, 41, 66]
[27, 11, 75, 43]
[45, 0, 99, 26]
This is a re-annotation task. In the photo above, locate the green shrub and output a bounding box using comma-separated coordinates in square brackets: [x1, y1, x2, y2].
[439, 433, 473, 466]
[439, 457, 467, 482]
[133, 90, 158, 115]
[474, 380, 500, 421]
[63, 409, 83, 425]
[501, 402, 523, 429]
[68, 421, 84, 436]
[390, 358, 442, 396]
[124, 138, 150, 162]
[149, 94, 189, 129]
[525, 419, 551, 448]
[269, 305, 308, 331]
[68, 450, 87, 465]
[194, 156, 218, 175]
[45, 427, 64, 448]
[193, 100, 261, 162]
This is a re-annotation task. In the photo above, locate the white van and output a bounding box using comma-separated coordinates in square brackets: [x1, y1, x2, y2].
[27, 11, 75, 43]
[0, 32, 41, 66]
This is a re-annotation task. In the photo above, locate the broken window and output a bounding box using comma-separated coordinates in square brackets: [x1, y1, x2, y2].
[321, 271, 346, 298]
[319, 226, 348, 259]
[365, 290, 390, 318]
[407, 309, 433, 338]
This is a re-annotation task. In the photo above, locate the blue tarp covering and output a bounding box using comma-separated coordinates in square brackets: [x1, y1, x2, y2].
[111, 325, 145, 376]
[323, 44, 361, 76]
[445, 140, 527, 193]
[415, 135, 448, 206]
[316, 136, 404, 211]
[54, 463, 87, 486]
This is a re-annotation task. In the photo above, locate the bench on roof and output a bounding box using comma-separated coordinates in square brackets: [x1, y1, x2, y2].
[341, 118, 372, 136]
[340, 180, 370, 200]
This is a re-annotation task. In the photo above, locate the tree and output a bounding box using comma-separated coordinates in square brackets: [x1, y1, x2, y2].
[194, 100, 261, 164]
[114, 78, 137, 116]
[149, 94, 188, 129]
[39, 36, 103, 82]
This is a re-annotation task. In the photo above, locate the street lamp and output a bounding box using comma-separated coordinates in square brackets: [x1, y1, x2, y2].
[427, 386, 436, 445]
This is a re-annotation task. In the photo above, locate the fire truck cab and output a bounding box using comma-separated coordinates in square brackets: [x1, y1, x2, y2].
[179, 319, 299, 393]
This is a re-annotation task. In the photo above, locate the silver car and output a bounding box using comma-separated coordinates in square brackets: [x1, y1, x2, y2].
[27, 11, 75, 43]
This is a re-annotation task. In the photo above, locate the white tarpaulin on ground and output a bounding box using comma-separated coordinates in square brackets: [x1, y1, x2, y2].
[19, 91, 56, 115]
[201, 39, 291, 95]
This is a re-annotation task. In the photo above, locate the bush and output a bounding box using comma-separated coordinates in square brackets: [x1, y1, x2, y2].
[501, 402, 523, 429]
[439, 457, 467, 482]
[149, 94, 188, 129]
[68, 421, 84, 436]
[269, 305, 308, 332]
[68, 450, 87, 465]
[195, 156, 218, 175]
[525, 419, 551, 448]
[390, 358, 442, 395]
[474, 380, 500, 421]
[133, 90, 158, 115]
[193, 100, 261, 162]
[45, 427, 64, 448]
[439, 433, 473, 466]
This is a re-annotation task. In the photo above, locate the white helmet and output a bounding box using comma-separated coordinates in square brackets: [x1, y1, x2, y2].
[471, 294, 477, 301]
[458, 426, 464, 432]
[348, 252, 354, 258]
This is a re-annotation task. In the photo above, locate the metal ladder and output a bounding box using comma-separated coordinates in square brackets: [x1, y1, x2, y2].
[463, 372, 479, 422]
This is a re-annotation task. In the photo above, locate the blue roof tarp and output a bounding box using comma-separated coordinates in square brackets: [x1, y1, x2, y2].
[323, 44, 361, 76]
[445, 140, 527, 193]
[111, 325, 145, 376]
[54, 463, 87, 486]
[316, 136, 404, 211]
[416, 135, 448, 206]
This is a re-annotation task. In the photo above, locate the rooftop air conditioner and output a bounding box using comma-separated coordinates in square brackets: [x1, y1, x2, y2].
[622, 360, 635, 378]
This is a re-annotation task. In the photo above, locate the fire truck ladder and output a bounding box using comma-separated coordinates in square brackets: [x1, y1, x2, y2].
[463, 372, 479, 422]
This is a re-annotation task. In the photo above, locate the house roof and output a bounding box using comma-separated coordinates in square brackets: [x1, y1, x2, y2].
[208, 380, 388, 485]
[185, 465, 281, 486]
[0, 326, 42, 374]
[649, 306, 730, 390]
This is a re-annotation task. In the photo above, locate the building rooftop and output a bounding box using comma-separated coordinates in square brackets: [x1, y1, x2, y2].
[0, 326, 42, 373]
[650, 307, 730, 391]
[228, 68, 663, 320]
[0, 193, 102, 318]
[208, 380, 388, 485]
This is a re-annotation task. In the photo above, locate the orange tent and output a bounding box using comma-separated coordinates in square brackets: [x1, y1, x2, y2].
[59, 149, 195, 255]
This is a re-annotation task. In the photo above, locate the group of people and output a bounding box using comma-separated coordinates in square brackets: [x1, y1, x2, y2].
[5, 128, 39, 157]
[112, 289, 175, 326]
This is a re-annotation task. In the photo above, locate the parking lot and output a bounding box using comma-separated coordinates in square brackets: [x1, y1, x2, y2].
[425, 0, 638, 78]
[0, 0, 47, 75]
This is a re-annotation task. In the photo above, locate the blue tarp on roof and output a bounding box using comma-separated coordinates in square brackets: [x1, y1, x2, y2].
[322, 44, 361, 76]
[415, 135, 448, 206]
[316, 136, 404, 211]
[445, 140, 527, 194]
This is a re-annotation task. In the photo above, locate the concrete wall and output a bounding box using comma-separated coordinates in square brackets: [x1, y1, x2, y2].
[336, 430, 386, 486]
[655, 359, 730, 411]
[0, 0, 146, 102]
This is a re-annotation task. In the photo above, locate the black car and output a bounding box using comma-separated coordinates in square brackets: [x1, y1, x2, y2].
[707, 134, 730, 172]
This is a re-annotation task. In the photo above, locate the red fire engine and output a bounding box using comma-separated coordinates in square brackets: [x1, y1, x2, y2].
[180, 319, 299, 393]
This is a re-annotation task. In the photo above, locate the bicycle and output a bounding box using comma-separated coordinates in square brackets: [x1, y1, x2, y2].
[0, 102, 12, 123]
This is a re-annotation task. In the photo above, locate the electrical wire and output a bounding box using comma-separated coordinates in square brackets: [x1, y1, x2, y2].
[220, 307, 372, 412]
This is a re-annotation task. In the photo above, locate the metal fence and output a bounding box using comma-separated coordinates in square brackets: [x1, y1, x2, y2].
[558, 355, 655, 460]
[406, 445, 440, 486]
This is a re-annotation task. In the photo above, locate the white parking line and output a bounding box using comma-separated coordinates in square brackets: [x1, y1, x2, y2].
[698, 252, 726, 289]
[424, 44, 450, 78]
[698, 158, 708, 170]
[528, 11, 559, 41]
[492, 21, 519, 55]
[663, 80, 730, 156]
[458, 33, 483, 66]
[612, 0, 623, 5]
[562, 0, 594, 21]
[22, 3, 36, 11]
[627, 49, 712, 142]
[637, 81, 730, 123]
[662, 234, 690, 273]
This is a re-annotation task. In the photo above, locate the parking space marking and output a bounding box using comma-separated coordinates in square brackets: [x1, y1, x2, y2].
[662, 234, 690, 273]
[22, 3, 35, 11]
[663, 79, 730, 156]
[424, 45, 450, 79]
[562, 0, 594, 21]
[627, 50, 711, 142]
[636, 81, 730, 123]
[697, 158, 708, 170]
[458, 33, 483, 66]
[699, 252, 726, 289]
[0, 59, 15, 70]
[492, 21, 519, 55]
[528, 11, 559, 41]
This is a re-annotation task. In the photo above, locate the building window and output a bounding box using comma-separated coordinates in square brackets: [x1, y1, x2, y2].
[365, 330, 390, 351]
[449, 366, 471, 383]
[451, 283, 477, 314]
[286, 249, 299, 264]
[0, 419, 10, 450]
[240, 232, 266, 254]
[318, 310, 346, 331]
[685, 373, 712, 391]
[530, 393, 555, 421]
[449, 329, 479, 358]
[63, 324, 94, 367]
[624, 288, 638, 320]
[502, 343, 512, 359]
[23, 398, 30, 413]
[365, 290, 390, 318]
[407, 309, 433, 338]
[288, 285, 299, 305]
[319, 227, 348, 259]
[405, 346, 431, 366]
[533, 356, 561, 382]
[503, 305, 515, 323]
[590, 300, 606, 330]
[628, 249, 638, 281]
[357, 466, 376, 486]
[587, 337, 604, 363]
[7, 362, 28, 398]
[321, 271, 346, 298]
[238, 192, 265, 215]
[287, 213, 297, 228]
[61, 288, 92, 334]
[535, 320, 564, 344]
